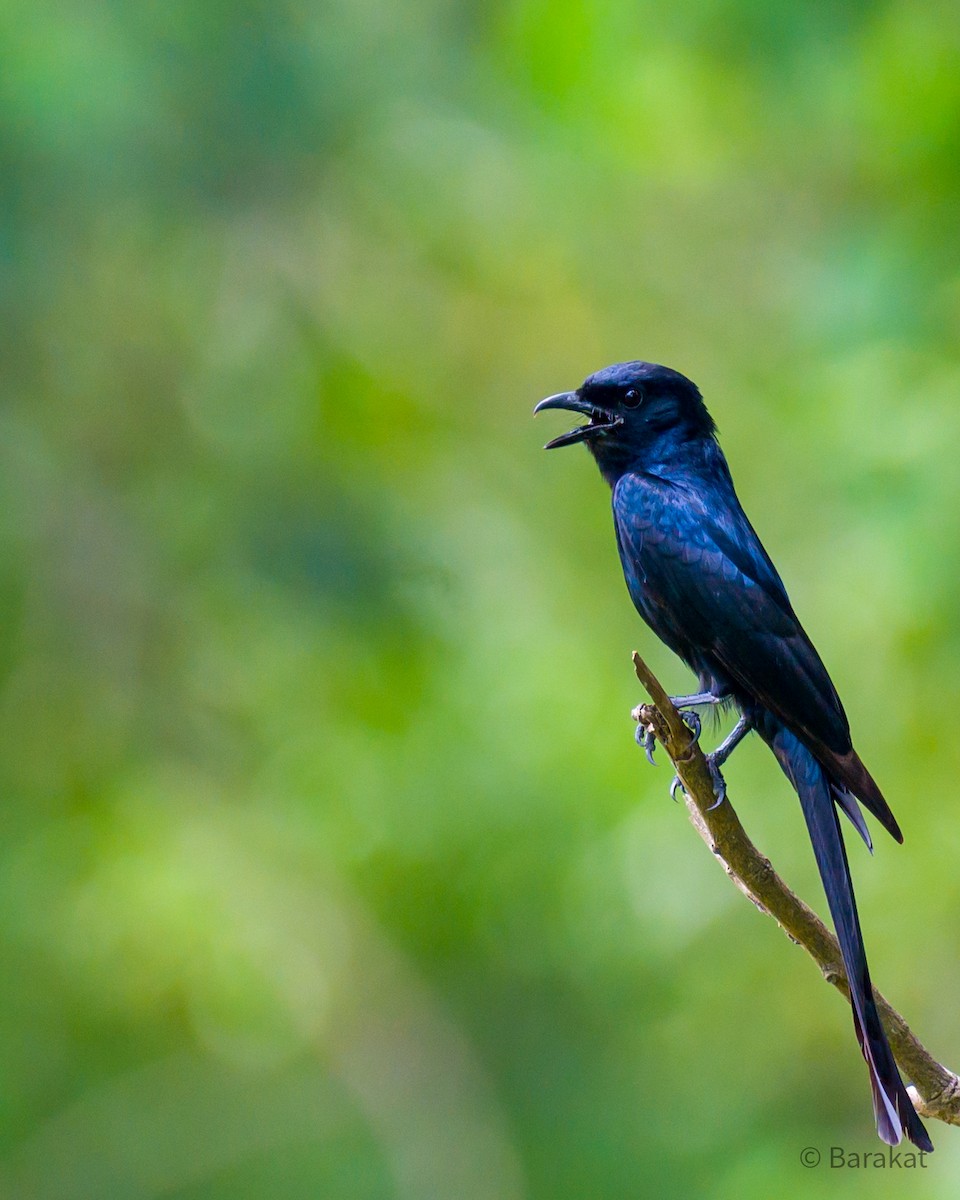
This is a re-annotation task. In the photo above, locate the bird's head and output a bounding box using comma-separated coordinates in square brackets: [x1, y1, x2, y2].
[534, 361, 715, 482]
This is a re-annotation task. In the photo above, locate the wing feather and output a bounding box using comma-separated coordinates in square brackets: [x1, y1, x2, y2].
[614, 471, 849, 756]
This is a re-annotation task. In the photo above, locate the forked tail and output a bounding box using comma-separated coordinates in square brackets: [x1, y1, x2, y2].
[759, 717, 932, 1151]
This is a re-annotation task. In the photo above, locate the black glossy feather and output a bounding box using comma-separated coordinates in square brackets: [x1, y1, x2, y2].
[536, 360, 929, 1150]
[764, 721, 932, 1151]
[612, 458, 901, 840]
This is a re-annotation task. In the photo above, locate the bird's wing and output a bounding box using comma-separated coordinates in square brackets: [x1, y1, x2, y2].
[614, 468, 902, 841]
[613, 468, 850, 755]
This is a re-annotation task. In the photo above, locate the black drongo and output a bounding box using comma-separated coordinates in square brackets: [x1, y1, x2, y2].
[535, 360, 931, 1151]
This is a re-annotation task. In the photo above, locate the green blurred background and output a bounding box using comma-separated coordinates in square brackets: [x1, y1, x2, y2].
[3, 0, 960, 1195]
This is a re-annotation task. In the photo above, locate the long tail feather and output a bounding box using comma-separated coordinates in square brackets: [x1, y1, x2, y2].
[761, 720, 932, 1151]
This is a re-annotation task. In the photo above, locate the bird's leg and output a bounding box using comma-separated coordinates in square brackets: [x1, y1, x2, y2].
[709, 714, 751, 770]
[668, 691, 725, 709]
[670, 714, 751, 808]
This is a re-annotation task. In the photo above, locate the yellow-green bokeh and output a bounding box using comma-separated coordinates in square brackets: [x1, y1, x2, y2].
[2, 1, 960, 1195]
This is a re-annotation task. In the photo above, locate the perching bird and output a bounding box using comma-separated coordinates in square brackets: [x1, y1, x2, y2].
[535, 360, 932, 1151]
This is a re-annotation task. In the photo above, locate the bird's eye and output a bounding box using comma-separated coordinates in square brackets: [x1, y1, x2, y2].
[623, 388, 643, 409]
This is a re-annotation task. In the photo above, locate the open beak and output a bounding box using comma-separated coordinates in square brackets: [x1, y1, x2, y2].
[533, 391, 620, 449]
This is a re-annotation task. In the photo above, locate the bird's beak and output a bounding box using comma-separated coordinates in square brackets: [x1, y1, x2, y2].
[534, 391, 618, 449]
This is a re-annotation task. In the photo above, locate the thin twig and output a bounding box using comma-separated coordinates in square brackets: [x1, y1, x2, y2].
[631, 650, 960, 1128]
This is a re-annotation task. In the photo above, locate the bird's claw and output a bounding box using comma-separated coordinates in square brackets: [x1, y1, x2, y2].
[669, 751, 727, 809]
[679, 709, 701, 740]
[635, 707, 719, 807]
[704, 753, 728, 810]
[635, 722, 657, 765]
[659, 708, 703, 800]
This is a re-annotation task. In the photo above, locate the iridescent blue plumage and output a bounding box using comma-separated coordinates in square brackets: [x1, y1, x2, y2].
[535, 360, 931, 1151]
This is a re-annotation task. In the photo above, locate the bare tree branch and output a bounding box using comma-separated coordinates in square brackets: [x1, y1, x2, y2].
[630, 650, 960, 1129]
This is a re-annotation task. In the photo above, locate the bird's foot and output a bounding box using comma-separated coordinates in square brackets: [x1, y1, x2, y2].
[634, 721, 658, 765]
[678, 708, 701, 740]
[669, 752, 728, 809]
[704, 752, 728, 809]
[668, 714, 750, 807]
[633, 706, 700, 766]
[661, 693, 714, 778]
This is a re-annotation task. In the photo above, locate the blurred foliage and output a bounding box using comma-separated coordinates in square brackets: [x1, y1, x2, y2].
[2, 0, 960, 1195]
